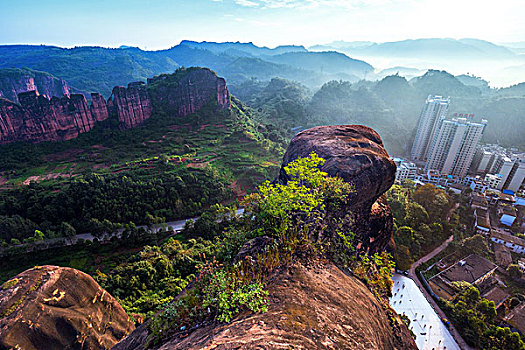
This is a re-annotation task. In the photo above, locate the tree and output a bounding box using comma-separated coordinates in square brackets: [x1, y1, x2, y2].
[395, 226, 415, 246]
[403, 202, 429, 227]
[462, 234, 489, 256]
[59, 222, 77, 238]
[413, 184, 452, 219]
[34, 229, 44, 241]
[395, 244, 413, 271]
[507, 264, 523, 279]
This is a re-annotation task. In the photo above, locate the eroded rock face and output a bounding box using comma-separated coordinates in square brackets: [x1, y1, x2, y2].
[108, 82, 152, 129]
[279, 125, 396, 253]
[0, 265, 135, 350]
[0, 70, 71, 103]
[0, 91, 100, 143]
[147, 68, 230, 117]
[0, 68, 231, 144]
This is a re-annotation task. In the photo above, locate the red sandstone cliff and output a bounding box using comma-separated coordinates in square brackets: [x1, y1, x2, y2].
[0, 91, 98, 143]
[108, 82, 152, 129]
[147, 67, 230, 117]
[0, 68, 230, 144]
[0, 68, 71, 103]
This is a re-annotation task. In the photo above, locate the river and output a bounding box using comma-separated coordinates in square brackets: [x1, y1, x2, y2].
[390, 273, 460, 350]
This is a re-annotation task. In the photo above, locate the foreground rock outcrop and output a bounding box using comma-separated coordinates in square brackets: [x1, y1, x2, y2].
[0, 68, 230, 144]
[115, 262, 415, 350]
[114, 125, 412, 350]
[0, 265, 135, 350]
[279, 124, 397, 253]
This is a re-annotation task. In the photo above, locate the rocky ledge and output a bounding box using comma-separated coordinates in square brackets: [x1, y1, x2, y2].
[113, 125, 412, 350]
[115, 262, 415, 350]
[0, 265, 135, 350]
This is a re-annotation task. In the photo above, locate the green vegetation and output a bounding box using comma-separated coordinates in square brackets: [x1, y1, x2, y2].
[232, 70, 525, 156]
[386, 182, 459, 270]
[0, 81, 285, 245]
[441, 286, 525, 349]
[0, 165, 231, 243]
[139, 153, 394, 346]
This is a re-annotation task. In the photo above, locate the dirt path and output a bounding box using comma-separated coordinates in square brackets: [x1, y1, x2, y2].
[407, 235, 474, 350]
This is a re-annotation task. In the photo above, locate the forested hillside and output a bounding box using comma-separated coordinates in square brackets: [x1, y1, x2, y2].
[0, 69, 286, 247]
[234, 70, 525, 155]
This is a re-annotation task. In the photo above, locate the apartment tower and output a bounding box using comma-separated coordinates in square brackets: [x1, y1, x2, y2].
[425, 117, 487, 177]
[411, 95, 450, 161]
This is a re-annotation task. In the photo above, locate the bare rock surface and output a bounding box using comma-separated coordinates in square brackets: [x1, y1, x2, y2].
[0, 265, 135, 350]
[115, 262, 416, 350]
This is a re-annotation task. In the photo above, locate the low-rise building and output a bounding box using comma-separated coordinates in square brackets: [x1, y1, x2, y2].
[471, 193, 489, 210]
[491, 231, 525, 255]
[474, 208, 491, 234]
[484, 173, 503, 189]
[482, 286, 510, 310]
[394, 159, 418, 182]
[428, 254, 498, 300]
[504, 303, 525, 336]
[494, 244, 513, 267]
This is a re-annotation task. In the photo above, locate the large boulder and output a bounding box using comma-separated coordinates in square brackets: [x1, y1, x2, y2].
[279, 125, 396, 253]
[0, 265, 135, 350]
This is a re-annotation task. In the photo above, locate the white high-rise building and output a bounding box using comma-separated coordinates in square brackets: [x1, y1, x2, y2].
[411, 95, 450, 161]
[492, 155, 525, 192]
[425, 117, 487, 178]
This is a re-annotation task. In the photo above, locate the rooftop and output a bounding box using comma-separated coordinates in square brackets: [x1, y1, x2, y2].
[475, 208, 490, 229]
[505, 303, 525, 335]
[429, 254, 497, 286]
[491, 231, 525, 247]
[471, 193, 488, 208]
[482, 286, 510, 309]
[500, 214, 517, 227]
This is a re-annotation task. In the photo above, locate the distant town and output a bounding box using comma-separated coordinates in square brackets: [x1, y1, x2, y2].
[390, 95, 525, 347]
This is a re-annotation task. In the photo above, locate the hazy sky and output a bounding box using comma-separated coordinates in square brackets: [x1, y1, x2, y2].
[2, 0, 524, 49]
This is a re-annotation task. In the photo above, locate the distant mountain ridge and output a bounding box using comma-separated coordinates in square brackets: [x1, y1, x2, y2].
[310, 38, 517, 59]
[0, 41, 373, 96]
[179, 40, 307, 56]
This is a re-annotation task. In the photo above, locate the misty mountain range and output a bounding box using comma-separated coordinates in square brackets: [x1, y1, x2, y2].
[0, 38, 523, 98]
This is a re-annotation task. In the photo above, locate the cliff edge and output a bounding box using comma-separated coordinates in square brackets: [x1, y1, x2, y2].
[0, 67, 230, 144]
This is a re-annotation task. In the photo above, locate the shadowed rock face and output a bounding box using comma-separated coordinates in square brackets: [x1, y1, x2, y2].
[108, 82, 152, 129]
[0, 265, 135, 350]
[0, 71, 71, 104]
[280, 124, 396, 253]
[147, 68, 230, 117]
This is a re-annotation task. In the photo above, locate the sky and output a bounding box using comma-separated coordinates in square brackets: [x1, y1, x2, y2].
[1, 0, 524, 50]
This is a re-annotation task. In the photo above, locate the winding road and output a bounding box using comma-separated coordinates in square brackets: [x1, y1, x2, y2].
[407, 235, 473, 350]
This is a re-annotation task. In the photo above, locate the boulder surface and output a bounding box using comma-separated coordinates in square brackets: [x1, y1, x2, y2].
[0, 265, 135, 350]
